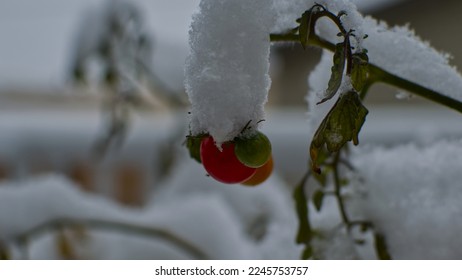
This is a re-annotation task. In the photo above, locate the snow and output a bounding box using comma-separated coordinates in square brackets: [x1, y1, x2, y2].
[272, 0, 462, 107]
[185, 0, 275, 145]
[0, 170, 299, 259]
[307, 51, 339, 136]
[0, 151, 300, 259]
[1, 107, 462, 259]
[350, 139, 462, 259]
[0, 0, 401, 91]
[289, 0, 462, 255]
[2, 0, 462, 260]
[151, 155, 301, 259]
[185, 0, 462, 144]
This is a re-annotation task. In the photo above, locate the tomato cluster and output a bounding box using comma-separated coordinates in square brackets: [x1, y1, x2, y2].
[186, 131, 273, 186]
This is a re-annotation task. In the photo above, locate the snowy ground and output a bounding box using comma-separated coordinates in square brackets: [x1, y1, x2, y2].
[0, 106, 462, 259]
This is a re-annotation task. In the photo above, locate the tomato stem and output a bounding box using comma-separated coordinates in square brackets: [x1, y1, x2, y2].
[270, 33, 462, 114]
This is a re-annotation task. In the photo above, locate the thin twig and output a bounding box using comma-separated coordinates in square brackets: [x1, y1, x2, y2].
[11, 218, 208, 260]
[332, 152, 350, 227]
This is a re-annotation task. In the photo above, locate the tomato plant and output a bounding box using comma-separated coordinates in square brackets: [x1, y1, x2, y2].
[200, 136, 256, 184]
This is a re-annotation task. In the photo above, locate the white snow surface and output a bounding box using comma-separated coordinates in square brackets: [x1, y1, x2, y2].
[185, 0, 275, 145]
[350, 139, 462, 259]
[299, 0, 462, 105]
[1, 109, 462, 259]
[0, 161, 300, 259]
[186, 0, 462, 144]
[274, 0, 462, 105]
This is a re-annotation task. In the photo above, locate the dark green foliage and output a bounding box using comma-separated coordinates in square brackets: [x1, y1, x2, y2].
[351, 51, 369, 91]
[318, 43, 346, 105]
[310, 91, 368, 172]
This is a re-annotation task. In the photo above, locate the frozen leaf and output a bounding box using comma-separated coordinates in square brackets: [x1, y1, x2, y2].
[312, 189, 325, 211]
[298, 9, 313, 49]
[310, 91, 368, 172]
[318, 43, 346, 104]
[350, 51, 369, 91]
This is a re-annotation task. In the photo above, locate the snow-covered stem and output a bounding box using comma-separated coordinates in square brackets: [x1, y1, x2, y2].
[270, 33, 462, 114]
[11, 218, 208, 260]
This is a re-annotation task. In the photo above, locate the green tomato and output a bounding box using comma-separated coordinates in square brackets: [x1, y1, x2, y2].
[235, 131, 272, 168]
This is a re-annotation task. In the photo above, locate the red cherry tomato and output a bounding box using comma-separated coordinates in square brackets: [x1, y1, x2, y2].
[200, 136, 256, 184]
[242, 155, 273, 186]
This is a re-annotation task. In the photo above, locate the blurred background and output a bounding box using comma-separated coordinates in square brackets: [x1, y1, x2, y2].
[0, 0, 462, 259]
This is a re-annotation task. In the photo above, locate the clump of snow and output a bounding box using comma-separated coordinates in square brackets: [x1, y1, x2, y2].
[307, 51, 340, 136]
[350, 139, 462, 259]
[185, 0, 275, 145]
[186, 0, 462, 145]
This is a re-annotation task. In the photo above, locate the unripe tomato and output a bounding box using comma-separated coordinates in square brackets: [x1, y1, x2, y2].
[235, 131, 272, 168]
[200, 136, 256, 184]
[242, 155, 273, 186]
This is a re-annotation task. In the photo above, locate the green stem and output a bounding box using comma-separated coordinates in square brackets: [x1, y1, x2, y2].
[332, 152, 350, 227]
[369, 65, 462, 114]
[270, 33, 462, 114]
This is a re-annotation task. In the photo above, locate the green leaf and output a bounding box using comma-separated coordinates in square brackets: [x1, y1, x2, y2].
[312, 189, 324, 211]
[297, 4, 324, 49]
[310, 91, 368, 172]
[318, 43, 346, 105]
[350, 51, 369, 91]
[298, 10, 313, 49]
[374, 232, 392, 260]
[185, 134, 206, 163]
[293, 172, 312, 245]
[301, 245, 313, 260]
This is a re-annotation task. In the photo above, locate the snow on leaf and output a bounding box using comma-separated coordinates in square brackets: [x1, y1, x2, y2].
[310, 90, 368, 172]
